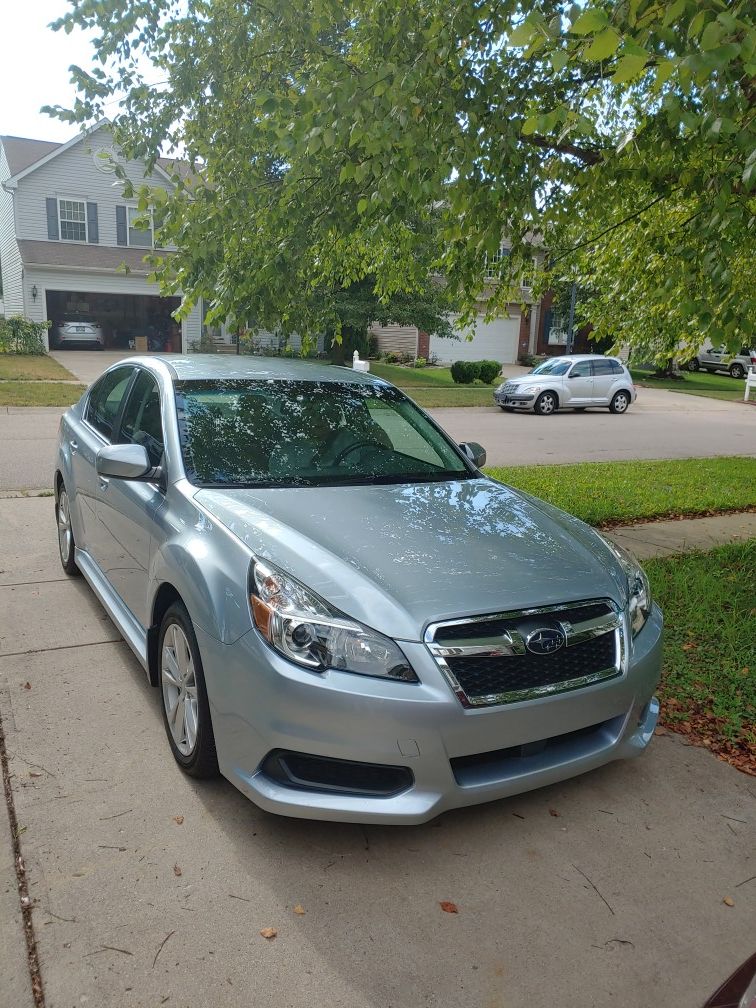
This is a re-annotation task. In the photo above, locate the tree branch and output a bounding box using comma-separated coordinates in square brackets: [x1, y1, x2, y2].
[524, 134, 603, 165]
[551, 190, 676, 263]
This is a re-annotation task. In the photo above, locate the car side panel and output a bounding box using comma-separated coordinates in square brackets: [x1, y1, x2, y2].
[62, 413, 106, 553]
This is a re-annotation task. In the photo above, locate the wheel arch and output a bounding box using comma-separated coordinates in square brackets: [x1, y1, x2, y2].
[147, 582, 184, 687]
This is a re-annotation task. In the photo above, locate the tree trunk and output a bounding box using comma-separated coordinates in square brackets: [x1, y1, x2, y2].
[329, 324, 368, 365]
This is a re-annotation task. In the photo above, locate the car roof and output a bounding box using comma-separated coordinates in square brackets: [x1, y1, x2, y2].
[123, 354, 387, 386]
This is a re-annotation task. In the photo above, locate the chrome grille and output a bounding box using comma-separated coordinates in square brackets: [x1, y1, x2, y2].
[425, 599, 624, 708]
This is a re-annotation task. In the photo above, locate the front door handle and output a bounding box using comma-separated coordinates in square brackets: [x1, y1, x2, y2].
[69, 439, 78, 453]
[98, 476, 109, 490]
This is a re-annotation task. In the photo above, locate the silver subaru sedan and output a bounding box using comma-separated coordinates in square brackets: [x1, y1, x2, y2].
[54, 355, 662, 823]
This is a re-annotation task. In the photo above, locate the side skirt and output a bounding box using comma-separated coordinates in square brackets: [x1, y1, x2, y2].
[74, 548, 149, 673]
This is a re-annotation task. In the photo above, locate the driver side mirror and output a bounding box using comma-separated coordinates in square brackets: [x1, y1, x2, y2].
[96, 443, 161, 482]
[460, 441, 486, 468]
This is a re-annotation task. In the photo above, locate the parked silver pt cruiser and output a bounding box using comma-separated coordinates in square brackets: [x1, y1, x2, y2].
[55, 356, 662, 823]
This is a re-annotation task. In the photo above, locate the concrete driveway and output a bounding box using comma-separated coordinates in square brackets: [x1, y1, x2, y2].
[0, 352, 753, 493]
[0, 495, 754, 1008]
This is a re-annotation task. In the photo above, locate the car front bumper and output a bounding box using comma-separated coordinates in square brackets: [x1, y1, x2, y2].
[494, 391, 535, 408]
[197, 605, 663, 824]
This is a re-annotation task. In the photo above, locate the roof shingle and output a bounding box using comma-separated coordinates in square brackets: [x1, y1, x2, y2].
[17, 240, 169, 275]
[1, 135, 61, 176]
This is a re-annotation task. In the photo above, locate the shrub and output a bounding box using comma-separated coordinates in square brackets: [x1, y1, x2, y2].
[399, 351, 414, 365]
[0, 316, 49, 355]
[451, 360, 480, 384]
[384, 351, 399, 363]
[413, 356, 427, 368]
[478, 360, 502, 384]
[367, 334, 379, 359]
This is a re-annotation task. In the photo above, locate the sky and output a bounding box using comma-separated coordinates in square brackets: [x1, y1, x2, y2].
[0, 0, 97, 142]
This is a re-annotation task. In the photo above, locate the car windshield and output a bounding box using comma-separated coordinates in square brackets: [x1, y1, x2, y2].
[530, 359, 572, 376]
[174, 379, 473, 488]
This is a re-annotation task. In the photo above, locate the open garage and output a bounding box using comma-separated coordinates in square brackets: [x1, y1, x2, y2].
[46, 289, 182, 351]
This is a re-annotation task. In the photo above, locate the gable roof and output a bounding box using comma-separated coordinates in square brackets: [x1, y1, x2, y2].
[1, 135, 62, 176]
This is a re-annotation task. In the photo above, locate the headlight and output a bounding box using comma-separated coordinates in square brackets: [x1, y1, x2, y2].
[496, 382, 507, 392]
[249, 559, 417, 681]
[600, 537, 652, 636]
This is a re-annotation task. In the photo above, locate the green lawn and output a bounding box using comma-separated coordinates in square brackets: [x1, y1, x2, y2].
[0, 353, 78, 381]
[646, 540, 755, 767]
[0, 381, 87, 407]
[485, 456, 756, 527]
[370, 361, 501, 406]
[631, 367, 745, 402]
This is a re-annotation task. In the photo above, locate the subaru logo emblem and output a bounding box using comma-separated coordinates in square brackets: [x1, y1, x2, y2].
[525, 628, 565, 655]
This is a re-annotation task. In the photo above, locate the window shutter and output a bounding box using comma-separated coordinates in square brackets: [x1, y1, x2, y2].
[116, 205, 127, 246]
[87, 202, 99, 243]
[46, 198, 59, 240]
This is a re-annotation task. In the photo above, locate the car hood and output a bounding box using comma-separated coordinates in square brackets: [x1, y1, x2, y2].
[507, 373, 560, 385]
[195, 477, 627, 641]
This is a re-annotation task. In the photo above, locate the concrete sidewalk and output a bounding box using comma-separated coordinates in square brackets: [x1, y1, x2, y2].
[1, 497, 754, 1008]
[606, 510, 756, 559]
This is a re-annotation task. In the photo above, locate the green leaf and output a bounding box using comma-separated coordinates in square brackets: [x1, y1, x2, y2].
[550, 50, 569, 72]
[584, 28, 621, 61]
[700, 20, 724, 51]
[521, 116, 539, 135]
[356, 198, 369, 215]
[508, 21, 537, 47]
[570, 9, 609, 35]
[687, 10, 707, 38]
[612, 53, 649, 82]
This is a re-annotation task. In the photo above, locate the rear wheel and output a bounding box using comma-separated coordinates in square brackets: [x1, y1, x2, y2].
[55, 486, 79, 576]
[609, 390, 631, 414]
[729, 362, 746, 379]
[159, 602, 219, 779]
[686, 358, 700, 372]
[534, 391, 558, 416]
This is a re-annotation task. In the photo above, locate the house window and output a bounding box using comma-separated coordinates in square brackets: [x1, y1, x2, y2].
[59, 200, 87, 242]
[484, 245, 509, 280]
[128, 207, 153, 248]
[521, 256, 539, 291]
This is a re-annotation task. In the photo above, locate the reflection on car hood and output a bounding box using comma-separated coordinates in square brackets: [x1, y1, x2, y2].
[195, 477, 627, 640]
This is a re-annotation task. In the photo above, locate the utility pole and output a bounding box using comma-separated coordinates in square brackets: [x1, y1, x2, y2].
[566, 281, 577, 354]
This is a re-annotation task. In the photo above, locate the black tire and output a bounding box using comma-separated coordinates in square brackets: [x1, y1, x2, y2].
[609, 390, 631, 414]
[55, 484, 80, 576]
[158, 601, 219, 779]
[686, 358, 700, 372]
[534, 391, 558, 416]
[729, 362, 746, 379]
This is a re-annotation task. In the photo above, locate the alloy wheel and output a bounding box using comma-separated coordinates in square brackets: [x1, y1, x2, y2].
[57, 490, 72, 565]
[161, 623, 199, 756]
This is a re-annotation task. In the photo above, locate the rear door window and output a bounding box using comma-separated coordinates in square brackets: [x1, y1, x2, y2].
[86, 367, 135, 441]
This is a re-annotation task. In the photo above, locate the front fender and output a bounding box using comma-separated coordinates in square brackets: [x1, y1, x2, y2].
[149, 511, 253, 645]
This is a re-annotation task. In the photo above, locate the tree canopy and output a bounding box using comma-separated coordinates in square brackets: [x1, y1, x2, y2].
[48, 0, 756, 359]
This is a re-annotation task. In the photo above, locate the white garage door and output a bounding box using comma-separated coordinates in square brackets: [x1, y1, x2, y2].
[429, 313, 520, 364]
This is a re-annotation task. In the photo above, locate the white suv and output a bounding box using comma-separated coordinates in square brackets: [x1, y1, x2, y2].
[494, 355, 636, 416]
[686, 345, 756, 379]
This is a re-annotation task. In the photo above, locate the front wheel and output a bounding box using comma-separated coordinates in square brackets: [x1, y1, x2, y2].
[729, 362, 746, 379]
[56, 486, 79, 576]
[159, 602, 219, 779]
[534, 391, 558, 416]
[609, 390, 631, 414]
[686, 358, 700, 372]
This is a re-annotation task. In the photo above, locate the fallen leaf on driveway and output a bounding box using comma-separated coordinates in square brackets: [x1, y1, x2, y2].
[22, 682, 31, 690]
[29, 772, 43, 778]
[173, 816, 184, 825]
[723, 896, 735, 907]
[260, 927, 278, 939]
[549, 808, 561, 817]
[173, 865, 182, 877]
[682, 643, 697, 652]
[293, 905, 305, 915]
[439, 901, 459, 914]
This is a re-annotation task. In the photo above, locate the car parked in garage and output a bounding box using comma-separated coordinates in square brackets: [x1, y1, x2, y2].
[52, 318, 105, 349]
[54, 355, 661, 823]
[494, 354, 636, 416]
[686, 344, 756, 379]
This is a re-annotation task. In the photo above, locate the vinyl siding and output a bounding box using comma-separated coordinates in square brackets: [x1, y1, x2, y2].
[369, 323, 418, 356]
[0, 143, 24, 315]
[14, 125, 172, 247]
